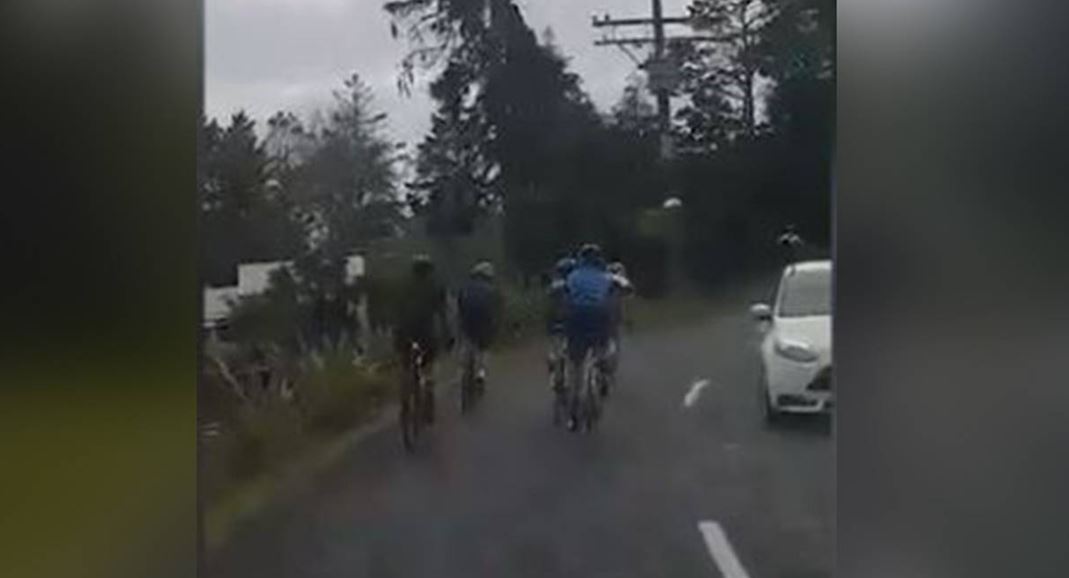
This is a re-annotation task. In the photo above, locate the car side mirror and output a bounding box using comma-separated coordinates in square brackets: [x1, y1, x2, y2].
[750, 303, 772, 322]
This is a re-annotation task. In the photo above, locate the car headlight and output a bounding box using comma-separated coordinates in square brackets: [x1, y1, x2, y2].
[774, 338, 819, 363]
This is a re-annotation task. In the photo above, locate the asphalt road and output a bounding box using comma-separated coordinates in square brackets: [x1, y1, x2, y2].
[206, 286, 834, 578]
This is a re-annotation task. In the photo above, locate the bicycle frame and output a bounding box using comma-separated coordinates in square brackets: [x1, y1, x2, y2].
[564, 340, 605, 432]
[459, 338, 484, 413]
[401, 341, 429, 451]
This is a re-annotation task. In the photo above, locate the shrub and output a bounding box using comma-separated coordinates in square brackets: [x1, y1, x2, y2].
[297, 351, 393, 436]
[226, 399, 304, 481]
[497, 283, 547, 345]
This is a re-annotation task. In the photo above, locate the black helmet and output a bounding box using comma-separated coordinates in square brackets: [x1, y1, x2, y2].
[577, 243, 603, 264]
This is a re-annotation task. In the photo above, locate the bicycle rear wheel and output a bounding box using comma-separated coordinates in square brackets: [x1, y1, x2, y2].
[580, 353, 602, 431]
[400, 393, 417, 451]
[460, 346, 475, 414]
[400, 363, 423, 451]
[551, 359, 568, 426]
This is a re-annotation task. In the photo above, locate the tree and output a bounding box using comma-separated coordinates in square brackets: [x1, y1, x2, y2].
[408, 59, 498, 237]
[758, 0, 833, 146]
[611, 74, 658, 138]
[200, 112, 304, 286]
[672, 40, 738, 152]
[757, 0, 834, 244]
[677, 0, 777, 141]
[264, 111, 315, 180]
[386, 2, 606, 276]
[292, 74, 404, 257]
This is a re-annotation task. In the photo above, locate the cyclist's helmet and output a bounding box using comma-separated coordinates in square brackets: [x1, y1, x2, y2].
[411, 253, 434, 277]
[471, 260, 495, 280]
[577, 243, 603, 266]
[555, 257, 577, 277]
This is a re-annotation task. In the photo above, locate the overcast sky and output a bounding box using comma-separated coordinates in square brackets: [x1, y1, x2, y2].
[206, 0, 692, 147]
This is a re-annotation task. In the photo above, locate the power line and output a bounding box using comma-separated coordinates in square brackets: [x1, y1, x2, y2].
[592, 2, 732, 161]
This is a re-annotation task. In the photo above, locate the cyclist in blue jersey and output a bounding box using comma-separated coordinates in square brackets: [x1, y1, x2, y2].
[563, 244, 614, 429]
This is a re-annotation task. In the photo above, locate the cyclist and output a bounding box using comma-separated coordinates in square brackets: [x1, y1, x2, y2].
[777, 223, 805, 264]
[604, 261, 634, 391]
[456, 260, 500, 391]
[562, 243, 614, 429]
[546, 256, 576, 392]
[392, 254, 451, 424]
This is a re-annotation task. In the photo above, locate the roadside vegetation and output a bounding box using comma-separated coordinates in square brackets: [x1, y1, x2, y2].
[199, 0, 832, 551]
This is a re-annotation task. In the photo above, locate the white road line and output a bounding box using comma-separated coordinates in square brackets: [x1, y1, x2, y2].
[683, 379, 711, 408]
[698, 521, 751, 578]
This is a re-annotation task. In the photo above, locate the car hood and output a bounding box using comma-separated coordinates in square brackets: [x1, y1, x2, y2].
[774, 315, 832, 363]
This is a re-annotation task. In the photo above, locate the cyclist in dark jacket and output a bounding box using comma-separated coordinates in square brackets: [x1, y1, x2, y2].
[457, 261, 500, 387]
[393, 255, 450, 422]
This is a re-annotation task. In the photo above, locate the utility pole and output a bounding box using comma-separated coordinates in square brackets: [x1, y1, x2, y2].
[650, 0, 672, 160]
[593, 5, 727, 161]
[594, 4, 726, 294]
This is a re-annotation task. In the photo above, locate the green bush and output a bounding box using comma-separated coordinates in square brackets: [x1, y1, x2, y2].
[211, 350, 394, 495]
[227, 400, 304, 481]
[297, 351, 393, 436]
[497, 283, 547, 345]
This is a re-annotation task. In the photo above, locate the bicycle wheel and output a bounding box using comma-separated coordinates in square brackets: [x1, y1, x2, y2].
[401, 361, 423, 451]
[583, 355, 602, 431]
[460, 346, 475, 414]
[400, 390, 416, 451]
[551, 359, 568, 426]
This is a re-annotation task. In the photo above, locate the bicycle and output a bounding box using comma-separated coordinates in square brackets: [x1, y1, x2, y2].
[567, 343, 606, 433]
[599, 337, 618, 399]
[548, 330, 569, 425]
[459, 339, 485, 414]
[399, 341, 433, 451]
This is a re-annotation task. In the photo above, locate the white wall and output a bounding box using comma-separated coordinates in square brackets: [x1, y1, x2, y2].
[203, 286, 239, 327]
[237, 261, 292, 296]
[203, 255, 365, 329]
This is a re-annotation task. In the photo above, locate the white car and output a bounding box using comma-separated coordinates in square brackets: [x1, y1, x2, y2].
[751, 260, 832, 422]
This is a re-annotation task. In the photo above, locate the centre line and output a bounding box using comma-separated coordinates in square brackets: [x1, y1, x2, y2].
[683, 379, 711, 408]
[698, 521, 751, 578]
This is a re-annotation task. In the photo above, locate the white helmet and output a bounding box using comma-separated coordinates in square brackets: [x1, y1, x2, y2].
[471, 261, 495, 280]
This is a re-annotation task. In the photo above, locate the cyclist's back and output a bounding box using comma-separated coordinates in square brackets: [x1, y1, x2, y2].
[393, 257, 447, 362]
[564, 247, 613, 352]
[457, 263, 499, 349]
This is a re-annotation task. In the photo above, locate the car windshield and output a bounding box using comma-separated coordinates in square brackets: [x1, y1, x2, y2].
[778, 267, 831, 317]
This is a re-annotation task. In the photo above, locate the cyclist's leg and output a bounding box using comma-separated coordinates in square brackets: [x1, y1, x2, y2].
[567, 334, 592, 422]
[545, 316, 560, 374]
[417, 334, 438, 423]
[475, 344, 487, 388]
[547, 325, 562, 389]
[608, 320, 621, 376]
[396, 338, 417, 437]
[553, 331, 568, 390]
[593, 310, 613, 395]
